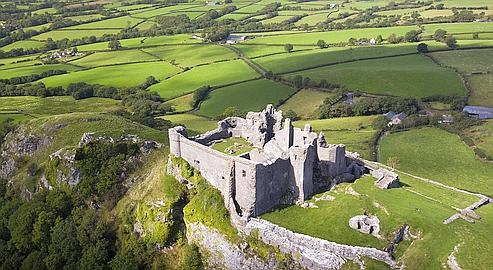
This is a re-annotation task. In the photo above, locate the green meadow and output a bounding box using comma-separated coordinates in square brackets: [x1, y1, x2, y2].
[465, 120, 493, 158]
[33, 29, 121, 41]
[254, 42, 447, 74]
[66, 16, 144, 29]
[279, 89, 334, 119]
[380, 127, 493, 197]
[288, 54, 467, 97]
[469, 74, 493, 107]
[0, 64, 81, 79]
[197, 79, 296, 117]
[245, 25, 419, 45]
[160, 113, 218, 133]
[142, 44, 237, 67]
[429, 48, 493, 74]
[72, 50, 159, 67]
[41, 62, 180, 88]
[148, 59, 259, 99]
[1, 39, 46, 51]
[0, 96, 121, 116]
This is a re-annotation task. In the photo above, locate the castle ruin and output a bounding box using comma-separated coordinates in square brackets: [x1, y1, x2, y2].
[168, 105, 398, 218]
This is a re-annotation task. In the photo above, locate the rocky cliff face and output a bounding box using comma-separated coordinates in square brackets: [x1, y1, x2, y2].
[0, 125, 52, 180]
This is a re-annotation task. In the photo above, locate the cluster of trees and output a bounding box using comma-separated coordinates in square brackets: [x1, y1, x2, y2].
[291, 75, 340, 90]
[433, 29, 457, 48]
[421, 94, 466, 110]
[319, 96, 421, 119]
[191, 85, 212, 108]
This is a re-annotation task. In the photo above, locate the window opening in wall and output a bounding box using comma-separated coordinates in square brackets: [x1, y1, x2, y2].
[242, 170, 246, 177]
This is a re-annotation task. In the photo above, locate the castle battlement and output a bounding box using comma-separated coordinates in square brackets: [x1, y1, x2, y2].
[168, 105, 397, 218]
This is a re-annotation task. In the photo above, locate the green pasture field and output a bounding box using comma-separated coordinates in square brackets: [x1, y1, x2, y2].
[234, 44, 315, 58]
[148, 59, 259, 99]
[419, 9, 454, 18]
[142, 44, 236, 67]
[134, 20, 157, 30]
[469, 74, 493, 107]
[71, 49, 158, 67]
[287, 54, 466, 97]
[455, 32, 493, 40]
[24, 22, 52, 32]
[33, 29, 121, 41]
[32, 7, 57, 15]
[294, 12, 333, 26]
[0, 59, 42, 71]
[163, 93, 193, 112]
[65, 14, 104, 22]
[234, 3, 265, 13]
[456, 39, 493, 47]
[294, 115, 377, 158]
[66, 16, 144, 29]
[0, 96, 121, 116]
[197, 79, 296, 117]
[440, 0, 493, 9]
[344, 0, 396, 9]
[465, 120, 493, 158]
[254, 42, 446, 74]
[246, 25, 419, 45]
[379, 127, 493, 197]
[160, 113, 217, 133]
[375, 7, 424, 16]
[1, 39, 46, 51]
[260, 15, 294, 24]
[0, 64, 81, 79]
[422, 22, 493, 35]
[277, 10, 316, 16]
[262, 173, 492, 269]
[76, 37, 145, 51]
[211, 137, 254, 156]
[218, 12, 249, 20]
[41, 61, 180, 88]
[279, 89, 334, 119]
[132, 5, 198, 18]
[0, 55, 40, 69]
[115, 4, 152, 11]
[142, 34, 200, 46]
[429, 48, 493, 73]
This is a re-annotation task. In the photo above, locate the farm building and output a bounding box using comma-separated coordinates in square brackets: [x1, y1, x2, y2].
[384, 111, 407, 126]
[226, 35, 248, 44]
[463, 106, 493, 119]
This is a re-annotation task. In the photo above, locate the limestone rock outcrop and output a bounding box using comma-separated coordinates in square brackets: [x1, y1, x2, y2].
[371, 168, 400, 189]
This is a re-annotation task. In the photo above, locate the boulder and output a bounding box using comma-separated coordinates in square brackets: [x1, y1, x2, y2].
[349, 215, 381, 238]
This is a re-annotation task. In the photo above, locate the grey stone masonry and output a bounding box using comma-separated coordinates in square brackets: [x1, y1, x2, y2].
[168, 105, 371, 218]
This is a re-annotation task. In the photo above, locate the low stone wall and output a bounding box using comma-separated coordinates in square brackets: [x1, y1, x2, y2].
[242, 218, 398, 270]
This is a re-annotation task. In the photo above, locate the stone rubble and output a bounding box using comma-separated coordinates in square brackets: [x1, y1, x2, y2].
[348, 215, 381, 238]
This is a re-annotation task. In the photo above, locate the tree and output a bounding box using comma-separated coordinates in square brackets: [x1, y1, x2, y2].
[284, 44, 293, 53]
[375, 35, 383, 44]
[473, 32, 479, 39]
[387, 156, 399, 171]
[108, 40, 121, 50]
[433, 29, 447, 41]
[316, 39, 327, 49]
[141, 76, 158, 89]
[284, 110, 300, 121]
[225, 0, 232, 3]
[417, 43, 428, 53]
[387, 34, 403, 44]
[444, 35, 457, 49]
[404, 30, 421, 42]
[292, 75, 303, 88]
[222, 107, 241, 118]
